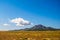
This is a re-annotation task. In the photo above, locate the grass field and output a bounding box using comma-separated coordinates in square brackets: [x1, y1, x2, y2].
[0, 31, 60, 40]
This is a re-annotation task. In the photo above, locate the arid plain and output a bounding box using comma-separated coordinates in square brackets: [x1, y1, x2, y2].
[0, 31, 60, 40]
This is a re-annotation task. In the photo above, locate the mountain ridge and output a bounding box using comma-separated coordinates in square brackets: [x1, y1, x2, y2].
[13, 24, 60, 31]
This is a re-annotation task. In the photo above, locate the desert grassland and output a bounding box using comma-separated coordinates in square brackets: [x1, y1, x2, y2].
[0, 31, 60, 40]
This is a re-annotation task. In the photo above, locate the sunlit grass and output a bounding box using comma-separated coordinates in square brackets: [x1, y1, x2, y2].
[0, 31, 60, 40]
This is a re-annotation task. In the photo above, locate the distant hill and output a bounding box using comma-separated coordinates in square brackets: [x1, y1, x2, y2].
[14, 24, 60, 31]
[10, 24, 60, 31]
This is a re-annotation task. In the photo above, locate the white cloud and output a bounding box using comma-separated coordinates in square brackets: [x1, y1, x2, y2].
[10, 18, 31, 26]
[3, 24, 9, 26]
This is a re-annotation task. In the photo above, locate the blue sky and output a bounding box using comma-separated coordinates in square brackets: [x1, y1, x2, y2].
[0, 0, 60, 30]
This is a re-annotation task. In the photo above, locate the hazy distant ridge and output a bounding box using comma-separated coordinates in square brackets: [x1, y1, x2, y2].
[14, 24, 60, 31]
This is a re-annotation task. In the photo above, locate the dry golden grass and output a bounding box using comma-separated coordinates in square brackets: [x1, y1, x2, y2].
[0, 31, 60, 40]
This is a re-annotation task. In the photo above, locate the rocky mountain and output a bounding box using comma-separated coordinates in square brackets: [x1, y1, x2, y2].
[19, 24, 58, 31]
[11, 24, 60, 31]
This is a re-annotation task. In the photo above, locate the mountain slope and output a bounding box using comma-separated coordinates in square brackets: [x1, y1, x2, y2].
[20, 24, 57, 31]
[11, 24, 60, 31]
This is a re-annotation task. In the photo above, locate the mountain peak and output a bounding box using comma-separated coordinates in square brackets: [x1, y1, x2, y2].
[12, 24, 59, 31]
[20, 24, 56, 31]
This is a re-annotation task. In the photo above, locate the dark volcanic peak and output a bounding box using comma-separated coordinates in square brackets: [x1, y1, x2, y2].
[26, 24, 55, 31]
[11, 24, 60, 31]
[33, 24, 47, 29]
[19, 24, 57, 31]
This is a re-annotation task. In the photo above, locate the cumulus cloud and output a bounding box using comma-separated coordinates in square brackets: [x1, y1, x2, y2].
[3, 24, 9, 26]
[10, 18, 31, 26]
